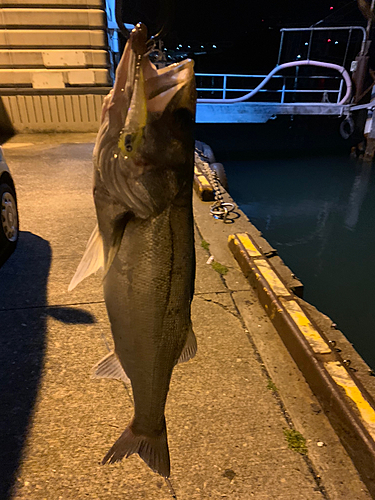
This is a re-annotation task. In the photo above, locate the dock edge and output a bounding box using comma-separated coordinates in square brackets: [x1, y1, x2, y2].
[228, 231, 375, 497]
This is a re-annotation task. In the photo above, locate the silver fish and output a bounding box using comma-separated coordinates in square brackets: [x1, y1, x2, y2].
[69, 23, 197, 478]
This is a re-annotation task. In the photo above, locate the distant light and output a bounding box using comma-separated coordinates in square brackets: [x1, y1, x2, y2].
[188, 45, 191, 48]
[201, 45, 204, 48]
[296, 54, 301, 59]
[327, 38, 332, 42]
[330, 6, 333, 9]
[178, 44, 182, 47]
[262, 19, 264, 22]
[213, 45, 217, 48]
[335, 41, 338, 44]
[305, 42, 308, 46]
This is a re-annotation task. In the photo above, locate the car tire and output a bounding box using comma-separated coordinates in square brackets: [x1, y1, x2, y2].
[0, 182, 19, 262]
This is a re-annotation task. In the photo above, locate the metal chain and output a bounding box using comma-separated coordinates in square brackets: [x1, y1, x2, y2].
[195, 149, 235, 222]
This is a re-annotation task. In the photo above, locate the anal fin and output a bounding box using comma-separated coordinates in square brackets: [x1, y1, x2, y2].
[92, 351, 130, 384]
[68, 224, 104, 291]
[177, 325, 197, 364]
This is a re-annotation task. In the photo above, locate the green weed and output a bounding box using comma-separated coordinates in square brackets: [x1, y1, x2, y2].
[283, 428, 307, 455]
[211, 261, 229, 275]
[201, 239, 210, 251]
[267, 378, 278, 392]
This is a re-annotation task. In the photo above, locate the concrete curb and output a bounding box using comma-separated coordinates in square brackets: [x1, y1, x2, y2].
[228, 232, 375, 497]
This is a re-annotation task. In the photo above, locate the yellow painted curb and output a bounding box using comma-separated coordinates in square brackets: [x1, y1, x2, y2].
[193, 165, 214, 201]
[279, 297, 331, 355]
[326, 361, 375, 440]
[228, 231, 375, 469]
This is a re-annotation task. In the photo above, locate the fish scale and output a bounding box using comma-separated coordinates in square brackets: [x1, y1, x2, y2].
[69, 22, 197, 478]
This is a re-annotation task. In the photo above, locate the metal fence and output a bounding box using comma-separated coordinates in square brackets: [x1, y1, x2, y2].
[196, 72, 345, 104]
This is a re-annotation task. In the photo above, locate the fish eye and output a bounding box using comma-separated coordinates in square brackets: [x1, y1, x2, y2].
[125, 134, 133, 152]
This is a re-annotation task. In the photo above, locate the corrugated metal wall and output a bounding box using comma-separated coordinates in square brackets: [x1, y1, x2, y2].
[0, 0, 110, 132]
[2, 92, 105, 131]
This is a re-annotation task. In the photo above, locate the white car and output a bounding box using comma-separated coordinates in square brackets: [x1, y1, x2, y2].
[0, 147, 18, 264]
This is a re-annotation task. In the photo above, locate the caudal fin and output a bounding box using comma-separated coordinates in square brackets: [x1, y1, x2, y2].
[102, 420, 170, 478]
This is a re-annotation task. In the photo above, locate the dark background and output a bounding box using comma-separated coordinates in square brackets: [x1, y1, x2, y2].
[121, 0, 369, 72]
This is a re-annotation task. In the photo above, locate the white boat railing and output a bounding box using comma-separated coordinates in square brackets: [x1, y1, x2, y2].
[196, 72, 344, 104]
[196, 60, 352, 105]
[196, 26, 365, 107]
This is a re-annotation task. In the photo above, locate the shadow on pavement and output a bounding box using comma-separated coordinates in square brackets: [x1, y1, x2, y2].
[0, 231, 95, 499]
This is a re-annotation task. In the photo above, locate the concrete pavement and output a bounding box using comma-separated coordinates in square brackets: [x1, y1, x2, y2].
[0, 134, 371, 499]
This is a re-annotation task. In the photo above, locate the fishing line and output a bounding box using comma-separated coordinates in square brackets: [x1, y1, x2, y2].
[311, 0, 358, 26]
[114, 0, 174, 40]
[164, 477, 178, 499]
[100, 332, 111, 352]
[115, 0, 129, 38]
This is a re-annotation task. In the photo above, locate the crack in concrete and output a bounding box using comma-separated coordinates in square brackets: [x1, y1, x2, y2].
[195, 294, 240, 320]
[0, 300, 106, 313]
[195, 264, 330, 498]
[194, 290, 250, 295]
[230, 295, 330, 500]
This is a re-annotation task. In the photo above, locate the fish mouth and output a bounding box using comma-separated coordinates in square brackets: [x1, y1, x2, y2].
[145, 59, 196, 114]
[125, 24, 195, 115]
[99, 24, 195, 134]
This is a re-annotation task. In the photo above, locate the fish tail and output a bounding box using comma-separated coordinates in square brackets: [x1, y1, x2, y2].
[102, 419, 170, 478]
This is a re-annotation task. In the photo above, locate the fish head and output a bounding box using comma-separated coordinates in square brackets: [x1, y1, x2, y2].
[117, 29, 196, 167]
[95, 24, 196, 216]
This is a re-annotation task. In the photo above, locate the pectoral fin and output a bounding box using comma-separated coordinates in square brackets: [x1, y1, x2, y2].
[68, 224, 104, 291]
[177, 325, 197, 364]
[92, 351, 130, 384]
[104, 212, 134, 276]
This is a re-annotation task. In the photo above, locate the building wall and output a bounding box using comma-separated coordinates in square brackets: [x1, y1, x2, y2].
[0, 0, 111, 132]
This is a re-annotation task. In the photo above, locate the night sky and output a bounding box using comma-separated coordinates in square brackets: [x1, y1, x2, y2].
[121, 1, 369, 72]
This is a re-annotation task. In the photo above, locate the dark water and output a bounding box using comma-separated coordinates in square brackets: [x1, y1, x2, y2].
[224, 153, 375, 369]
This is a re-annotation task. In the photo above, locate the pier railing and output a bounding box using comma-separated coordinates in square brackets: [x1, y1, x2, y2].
[196, 72, 345, 104]
[196, 25, 366, 107]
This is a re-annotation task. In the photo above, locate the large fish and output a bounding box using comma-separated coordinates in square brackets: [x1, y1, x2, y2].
[69, 23, 197, 478]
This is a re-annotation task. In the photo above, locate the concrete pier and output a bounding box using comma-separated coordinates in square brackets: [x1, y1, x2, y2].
[0, 134, 371, 499]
